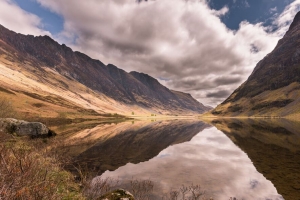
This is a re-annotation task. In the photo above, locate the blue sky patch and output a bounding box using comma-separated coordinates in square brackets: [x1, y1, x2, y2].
[209, 0, 294, 30]
[13, 0, 64, 35]
[11, 0, 295, 35]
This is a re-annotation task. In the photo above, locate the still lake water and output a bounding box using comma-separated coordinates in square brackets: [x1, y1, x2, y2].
[55, 119, 300, 200]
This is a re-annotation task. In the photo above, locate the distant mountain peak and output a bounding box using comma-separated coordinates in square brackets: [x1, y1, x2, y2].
[287, 11, 300, 34]
[129, 71, 158, 82]
[209, 11, 300, 118]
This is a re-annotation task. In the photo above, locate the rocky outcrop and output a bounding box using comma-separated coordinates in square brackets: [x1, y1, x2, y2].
[210, 11, 300, 117]
[0, 118, 55, 137]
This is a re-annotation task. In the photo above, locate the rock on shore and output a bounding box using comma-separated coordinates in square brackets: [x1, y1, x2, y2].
[0, 118, 55, 137]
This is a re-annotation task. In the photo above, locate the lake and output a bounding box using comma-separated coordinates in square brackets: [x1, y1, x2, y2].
[53, 118, 300, 200]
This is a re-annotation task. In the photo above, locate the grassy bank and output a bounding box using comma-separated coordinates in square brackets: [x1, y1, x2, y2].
[0, 131, 220, 200]
[0, 132, 84, 200]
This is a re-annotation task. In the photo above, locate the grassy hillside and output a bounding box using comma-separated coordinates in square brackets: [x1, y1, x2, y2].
[207, 12, 300, 119]
[206, 82, 300, 119]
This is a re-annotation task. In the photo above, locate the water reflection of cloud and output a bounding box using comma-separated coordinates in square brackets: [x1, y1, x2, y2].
[101, 127, 283, 199]
[157, 153, 171, 158]
[206, 135, 229, 144]
[250, 179, 259, 189]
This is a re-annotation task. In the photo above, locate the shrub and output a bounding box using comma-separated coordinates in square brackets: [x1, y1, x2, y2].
[83, 176, 119, 199]
[161, 184, 210, 200]
[0, 133, 84, 200]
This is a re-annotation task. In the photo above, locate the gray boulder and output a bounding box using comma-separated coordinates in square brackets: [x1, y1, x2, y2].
[0, 118, 55, 137]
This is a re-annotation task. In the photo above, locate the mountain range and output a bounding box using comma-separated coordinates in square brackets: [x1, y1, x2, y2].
[0, 24, 210, 119]
[210, 11, 300, 118]
[2, 11, 300, 120]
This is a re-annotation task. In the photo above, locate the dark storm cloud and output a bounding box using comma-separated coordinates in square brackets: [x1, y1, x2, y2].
[168, 75, 241, 92]
[169, 78, 216, 91]
[206, 90, 231, 98]
[214, 76, 242, 85]
[36, 0, 300, 106]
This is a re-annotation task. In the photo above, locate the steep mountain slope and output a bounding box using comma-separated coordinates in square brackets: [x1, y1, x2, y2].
[210, 12, 300, 118]
[0, 24, 209, 117]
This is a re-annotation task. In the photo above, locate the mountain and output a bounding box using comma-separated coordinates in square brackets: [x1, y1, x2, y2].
[210, 12, 300, 118]
[0, 24, 210, 119]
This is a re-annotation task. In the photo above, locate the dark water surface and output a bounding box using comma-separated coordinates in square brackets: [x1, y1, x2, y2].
[57, 119, 300, 200]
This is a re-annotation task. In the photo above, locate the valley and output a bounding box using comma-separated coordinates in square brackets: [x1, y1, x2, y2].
[0, 24, 209, 122]
[1, 3, 300, 200]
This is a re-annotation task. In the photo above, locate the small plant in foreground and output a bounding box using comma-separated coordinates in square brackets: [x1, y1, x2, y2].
[0, 132, 84, 200]
[130, 179, 154, 200]
[161, 184, 210, 200]
[83, 176, 119, 199]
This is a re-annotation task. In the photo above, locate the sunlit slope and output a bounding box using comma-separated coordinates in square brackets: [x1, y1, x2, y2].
[211, 82, 300, 118]
[0, 56, 145, 118]
[0, 24, 209, 117]
[209, 12, 300, 118]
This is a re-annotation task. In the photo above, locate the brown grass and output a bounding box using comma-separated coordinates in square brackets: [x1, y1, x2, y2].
[0, 132, 84, 200]
[0, 125, 240, 200]
[0, 97, 16, 118]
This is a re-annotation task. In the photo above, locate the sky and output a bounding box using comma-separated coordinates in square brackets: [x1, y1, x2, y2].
[0, 0, 300, 107]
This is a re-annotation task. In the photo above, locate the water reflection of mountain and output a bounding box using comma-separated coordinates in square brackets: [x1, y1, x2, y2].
[68, 120, 210, 175]
[211, 119, 300, 200]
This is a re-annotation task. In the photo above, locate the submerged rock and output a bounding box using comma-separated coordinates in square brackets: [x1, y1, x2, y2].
[98, 189, 134, 200]
[0, 118, 56, 137]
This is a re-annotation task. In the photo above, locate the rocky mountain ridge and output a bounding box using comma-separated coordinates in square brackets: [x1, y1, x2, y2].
[0, 24, 210, 116]
[210, 11, 300, 118]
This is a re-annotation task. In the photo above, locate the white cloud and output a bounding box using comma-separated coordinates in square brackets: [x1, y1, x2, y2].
[32, 0, 300, 106]
[0, 0, 50, 36]
[273, 0, 300, 36]
[212, 6, 229, 17]
[270, 6, 277, 14]
[244, 0, 250, 8]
